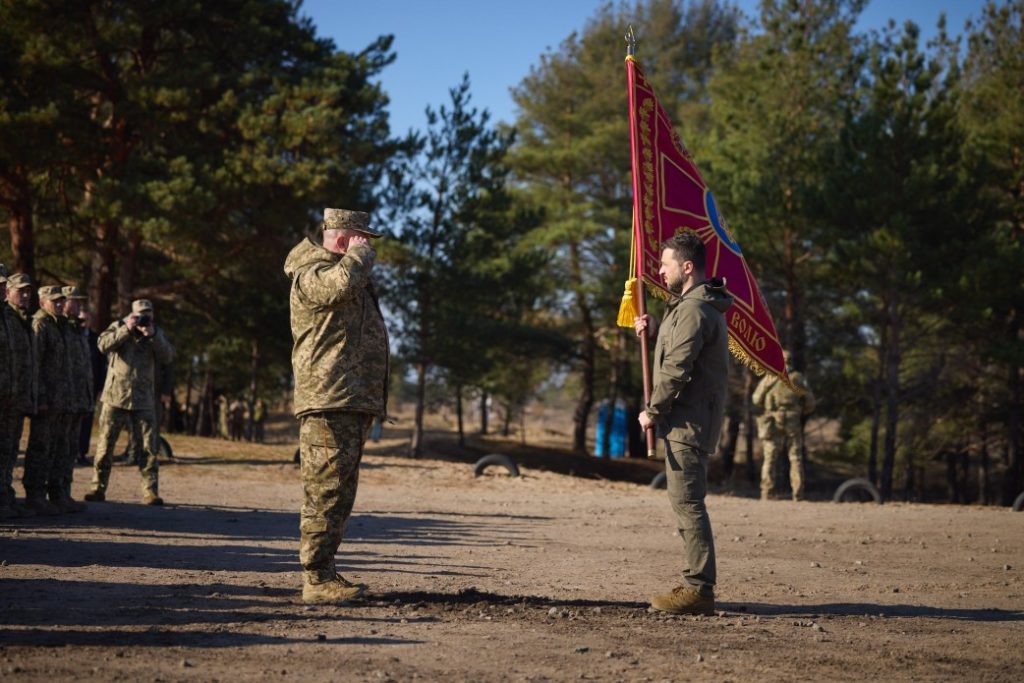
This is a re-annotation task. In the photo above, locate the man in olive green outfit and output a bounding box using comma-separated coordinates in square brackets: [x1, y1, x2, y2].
[753, 351, 816, 501]
[636, 232, 732, 616]
[86, 299, 175, 505]
[284, 208, 389, 605]
[0, 273, 37, 519]
[23, 286, 72, 515]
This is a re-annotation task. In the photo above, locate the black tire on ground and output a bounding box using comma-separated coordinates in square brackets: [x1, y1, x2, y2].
[473, 454, 520, 478]
[1012, 491, 1024, 512]
[650, 471, 666, 490]
[833, 477, 882, 504]
[294, 448, 300, 464]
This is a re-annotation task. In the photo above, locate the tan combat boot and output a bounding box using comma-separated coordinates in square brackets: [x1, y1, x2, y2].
[142, 493, 164, 506]
[650, 586, 715, 615]
[302, 575, 367, 605]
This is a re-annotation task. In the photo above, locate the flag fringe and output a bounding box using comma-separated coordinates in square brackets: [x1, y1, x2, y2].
[728, 336, 768, 376]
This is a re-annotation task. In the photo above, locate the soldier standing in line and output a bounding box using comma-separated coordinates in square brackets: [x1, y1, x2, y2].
[0, 273, 37, 519]
[216, 393, 230, 439]
[635, 232, 732, 616]
[85, 299, 175, 505]
[76, 309, 104, 465]
[23, 286, 72, 515]
[284, 208, 389, 604]
[753, 350, 816, 501]
[55, 286, 93, 510]
[251, 397, 266, 443]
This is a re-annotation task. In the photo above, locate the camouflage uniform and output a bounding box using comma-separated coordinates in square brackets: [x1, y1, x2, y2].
[57, 286, 94, 503]
[284, 208, 389, 588]
[88, 300, 175, 500]
[753, 365, 816, 501]
[0, 274, 37, 514]
[23, 287, 72, 508]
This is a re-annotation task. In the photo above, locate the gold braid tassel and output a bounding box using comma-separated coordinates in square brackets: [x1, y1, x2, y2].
[616, 277, 639, 328]
[617, 219, 640, 328]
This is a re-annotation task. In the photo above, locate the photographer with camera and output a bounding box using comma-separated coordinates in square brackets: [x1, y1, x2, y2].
[85, 299, 175, 505]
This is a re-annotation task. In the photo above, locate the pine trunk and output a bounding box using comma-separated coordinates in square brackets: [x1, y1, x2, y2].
[410, 361, 427, 458]
[455, 384, 465, 448]
[90, 221, 118, 331]
[6, 191, 35, 277]
[880, 300, 901, 502]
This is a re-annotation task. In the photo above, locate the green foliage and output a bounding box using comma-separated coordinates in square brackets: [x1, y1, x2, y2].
[0, 0, 402, 401]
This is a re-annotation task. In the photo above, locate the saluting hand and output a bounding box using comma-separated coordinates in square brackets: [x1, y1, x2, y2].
[348, 234, 369, 249]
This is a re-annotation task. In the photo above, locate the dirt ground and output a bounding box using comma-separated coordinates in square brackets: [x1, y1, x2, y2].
[1, 430, 1022, 682]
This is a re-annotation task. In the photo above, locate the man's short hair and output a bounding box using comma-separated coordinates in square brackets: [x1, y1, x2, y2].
[662, 231, 706, 272]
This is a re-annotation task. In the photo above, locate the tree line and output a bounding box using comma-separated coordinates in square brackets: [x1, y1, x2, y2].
[2, 0, 1021, 504]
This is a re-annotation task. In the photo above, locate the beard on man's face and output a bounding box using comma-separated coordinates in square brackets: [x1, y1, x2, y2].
[666, 273, 684, 294]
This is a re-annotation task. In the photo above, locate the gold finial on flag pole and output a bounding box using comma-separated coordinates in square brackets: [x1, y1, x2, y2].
[625, 25, 637, 57]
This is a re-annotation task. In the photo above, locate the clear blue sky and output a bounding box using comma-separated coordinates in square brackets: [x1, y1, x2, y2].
[301, 0, 986, 136]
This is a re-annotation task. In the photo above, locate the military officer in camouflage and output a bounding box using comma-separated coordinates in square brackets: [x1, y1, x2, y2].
[284, 207, 389, 605]
[85, 299, 175, 505]
[0, 265, 11, 519]
[53, 286, 93, 511]
[636, 232, 732, 616]
[753, 351, 816, 501]
[0, 272, 37, 519]
[23, 285, 72, 515]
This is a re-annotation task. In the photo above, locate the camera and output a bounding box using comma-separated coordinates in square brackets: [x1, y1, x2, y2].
[136, 314, 152, 327]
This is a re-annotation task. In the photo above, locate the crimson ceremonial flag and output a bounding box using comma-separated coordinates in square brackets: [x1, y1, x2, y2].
[626, 55, 791, 385]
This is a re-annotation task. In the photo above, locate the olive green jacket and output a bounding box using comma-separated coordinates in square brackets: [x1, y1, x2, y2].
[646, 279, 733, 454]
[3, 304, 36, 413]
[284, 237, 389, 418]
[32, 309, 71, 413]
[97, 320, 175, 411]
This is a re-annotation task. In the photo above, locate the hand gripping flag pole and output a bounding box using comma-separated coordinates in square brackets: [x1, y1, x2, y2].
[619, 27, 795, 459]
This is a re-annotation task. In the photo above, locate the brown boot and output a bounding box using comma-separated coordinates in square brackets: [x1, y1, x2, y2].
[142, 493, 164, 506]
[55, 496, 87, 513]
[13, 501, 36, 518]
[650, 586, 715, 615]
[302, 575, 367, 605]
[26, 496, 61, 516]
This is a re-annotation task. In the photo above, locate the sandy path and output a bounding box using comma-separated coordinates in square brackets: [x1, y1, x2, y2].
[1, 435, 1022, 682]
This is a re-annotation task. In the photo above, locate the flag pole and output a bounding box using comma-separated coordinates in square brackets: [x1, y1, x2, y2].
[625, 26, 657, 459]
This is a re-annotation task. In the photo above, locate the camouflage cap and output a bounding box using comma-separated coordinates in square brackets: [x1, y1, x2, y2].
[132, 299, 154, 313]
[39, 285, 66, 301]
[62, 285, 87, 300]
[323, 208, 382, 238]
[7, 273, 31, 289]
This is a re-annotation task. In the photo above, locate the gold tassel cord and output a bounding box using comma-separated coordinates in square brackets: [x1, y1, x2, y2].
[616, 220, 640, 328]
[617, 277, 639, 327]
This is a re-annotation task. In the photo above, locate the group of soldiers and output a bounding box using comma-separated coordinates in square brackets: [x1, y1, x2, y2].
[0, 264, 175, 519]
